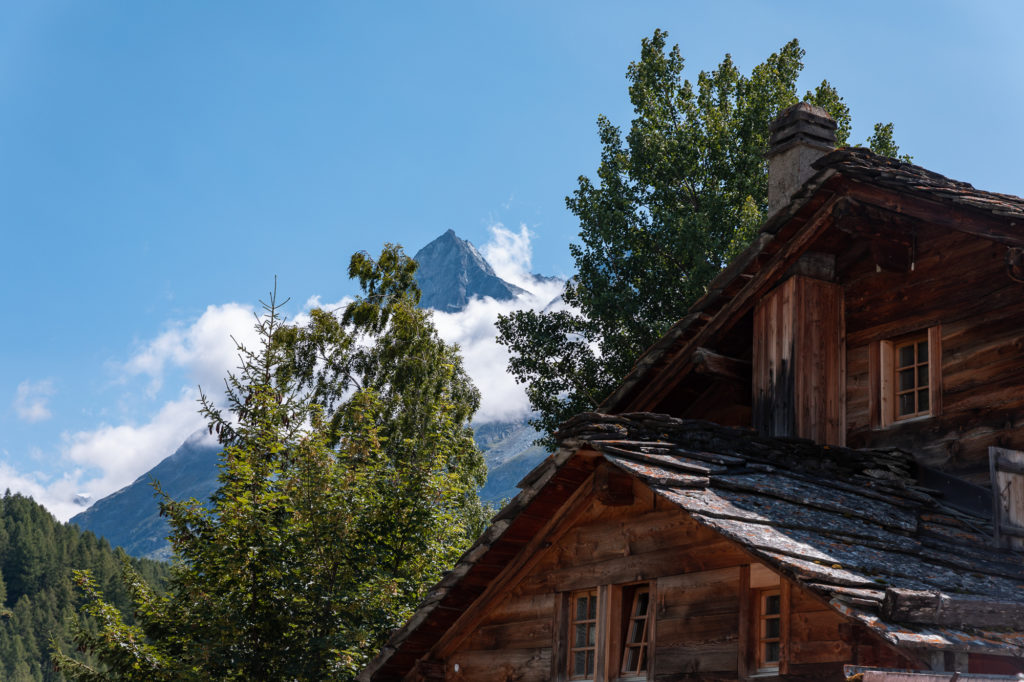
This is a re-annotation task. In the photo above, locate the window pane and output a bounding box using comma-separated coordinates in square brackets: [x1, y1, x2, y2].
[588, 623, 596, 646]
[918, 341, 928, 362]
[575, 596, 588, 620]
[586, 650, 595, 674]
[765, 594, 780, 614]
[634, 591, 649, 617]
[573, 651, 586, 675]
[765, 641, 780, 663]
[899, 392, 915, 416]
[919, 388, 929, 412]
[624, 647, 638, 672]
[574, 623, 588, 647]
[898, 344, 915, 367]
[628, 619, 644, 643]
[899, 368, 915, 391]
[917, 364, 928, 387]
[765, 617, 780, 638]
[638, 646, 647, 672]
[588, 595, 597, 619]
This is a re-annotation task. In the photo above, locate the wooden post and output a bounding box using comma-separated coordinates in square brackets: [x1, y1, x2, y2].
[553, 592, 570, 682]
[738, 565, 753, 679]
[779, 581, 791, 675]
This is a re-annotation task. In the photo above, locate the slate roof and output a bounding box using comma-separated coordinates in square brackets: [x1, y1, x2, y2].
[556, 412, 1024, 657]
[362, 411, 1024, 680]
[822, 147, 1024, 221]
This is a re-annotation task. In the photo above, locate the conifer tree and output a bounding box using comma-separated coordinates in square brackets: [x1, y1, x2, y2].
[55, 245, 488, 680]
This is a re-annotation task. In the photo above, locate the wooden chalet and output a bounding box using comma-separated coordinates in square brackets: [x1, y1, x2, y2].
[360, 103, 1024, 681]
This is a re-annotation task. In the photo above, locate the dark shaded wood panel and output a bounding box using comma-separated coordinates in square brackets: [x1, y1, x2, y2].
[460, 617, 552, 651]
[446, 647, 551, 682]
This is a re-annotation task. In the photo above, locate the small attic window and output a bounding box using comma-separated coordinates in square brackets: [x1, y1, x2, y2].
[873, 325, 942, 428]
[894, 336, 929, 419]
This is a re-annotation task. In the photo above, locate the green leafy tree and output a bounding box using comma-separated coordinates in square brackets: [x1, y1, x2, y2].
[55, 246, 488, 680]
[497, 31, 907, 439]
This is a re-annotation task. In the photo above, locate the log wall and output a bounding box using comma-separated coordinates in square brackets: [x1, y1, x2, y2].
[439, 478, 905, 682]
[841, 225, 1024, 481]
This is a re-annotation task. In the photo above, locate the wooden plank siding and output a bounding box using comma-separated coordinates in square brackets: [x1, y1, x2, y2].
[753, 275, 845, 446]
[439, 478, 905, 682]
[842, 223, 1024, 481]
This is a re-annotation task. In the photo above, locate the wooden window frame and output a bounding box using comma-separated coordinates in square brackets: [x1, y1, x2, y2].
[610, 583, 653, 681]
[755, 589, 782, 672]
[891, 335, 930, 420]
[568, 589, 601, 680]
[871, 325, 942, 428]
[558, 583, 654, 682]
[739, 564, 789, 679]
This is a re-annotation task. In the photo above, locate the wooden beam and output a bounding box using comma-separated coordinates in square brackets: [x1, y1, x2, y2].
[832, 197, 916, 245]
[881, 587, 1024, 629]
[738, 564, 753, 679]
[691, 347, 752, 383]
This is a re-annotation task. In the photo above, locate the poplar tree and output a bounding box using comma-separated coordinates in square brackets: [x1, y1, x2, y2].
[496, 30, 907, 440]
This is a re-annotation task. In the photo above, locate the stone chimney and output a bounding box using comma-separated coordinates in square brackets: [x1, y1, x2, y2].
[766, 102, 836, 215]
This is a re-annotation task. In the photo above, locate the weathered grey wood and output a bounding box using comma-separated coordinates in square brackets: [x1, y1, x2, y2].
[882, 587, 1024, 629]
[991, 447, 1024, 550]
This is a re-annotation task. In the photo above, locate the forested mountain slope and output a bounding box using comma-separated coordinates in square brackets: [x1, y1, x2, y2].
[0, 491, 169, 681]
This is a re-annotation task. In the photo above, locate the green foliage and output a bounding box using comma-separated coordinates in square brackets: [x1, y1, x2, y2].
[56, 246, 489, 681]
[0, 491, 168, 682]
[866, 121, 913, 162]
[497, 31, 907, 440]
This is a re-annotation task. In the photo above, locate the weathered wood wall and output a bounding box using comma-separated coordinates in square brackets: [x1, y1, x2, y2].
[753, 275, 845, 446]
[841, 225, 1024, 482]
[438, 477, 906, 681]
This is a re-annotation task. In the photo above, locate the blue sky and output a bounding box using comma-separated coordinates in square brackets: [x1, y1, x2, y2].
[4, 1, 1024, 519]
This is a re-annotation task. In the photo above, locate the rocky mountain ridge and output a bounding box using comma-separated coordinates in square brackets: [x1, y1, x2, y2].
[412, 229, 528, 311]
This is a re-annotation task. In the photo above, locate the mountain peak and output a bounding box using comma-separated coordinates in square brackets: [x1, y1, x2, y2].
[413, 231, 529, 312]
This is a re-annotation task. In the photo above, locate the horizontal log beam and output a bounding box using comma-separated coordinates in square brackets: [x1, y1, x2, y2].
[692, 347, 752, 384]
[882, 587, 1024, 629]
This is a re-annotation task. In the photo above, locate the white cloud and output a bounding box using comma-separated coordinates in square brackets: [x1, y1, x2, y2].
[431, 225, 567, 423]
[1, 394, 215, 522]
[63, 390, 208, 483]
[14, 379, 55, 422]
[122, 303, 258, 397]
[7, 303, 258, 520]
[0, 461, 85, 522]
[480, 223, 537, 292]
